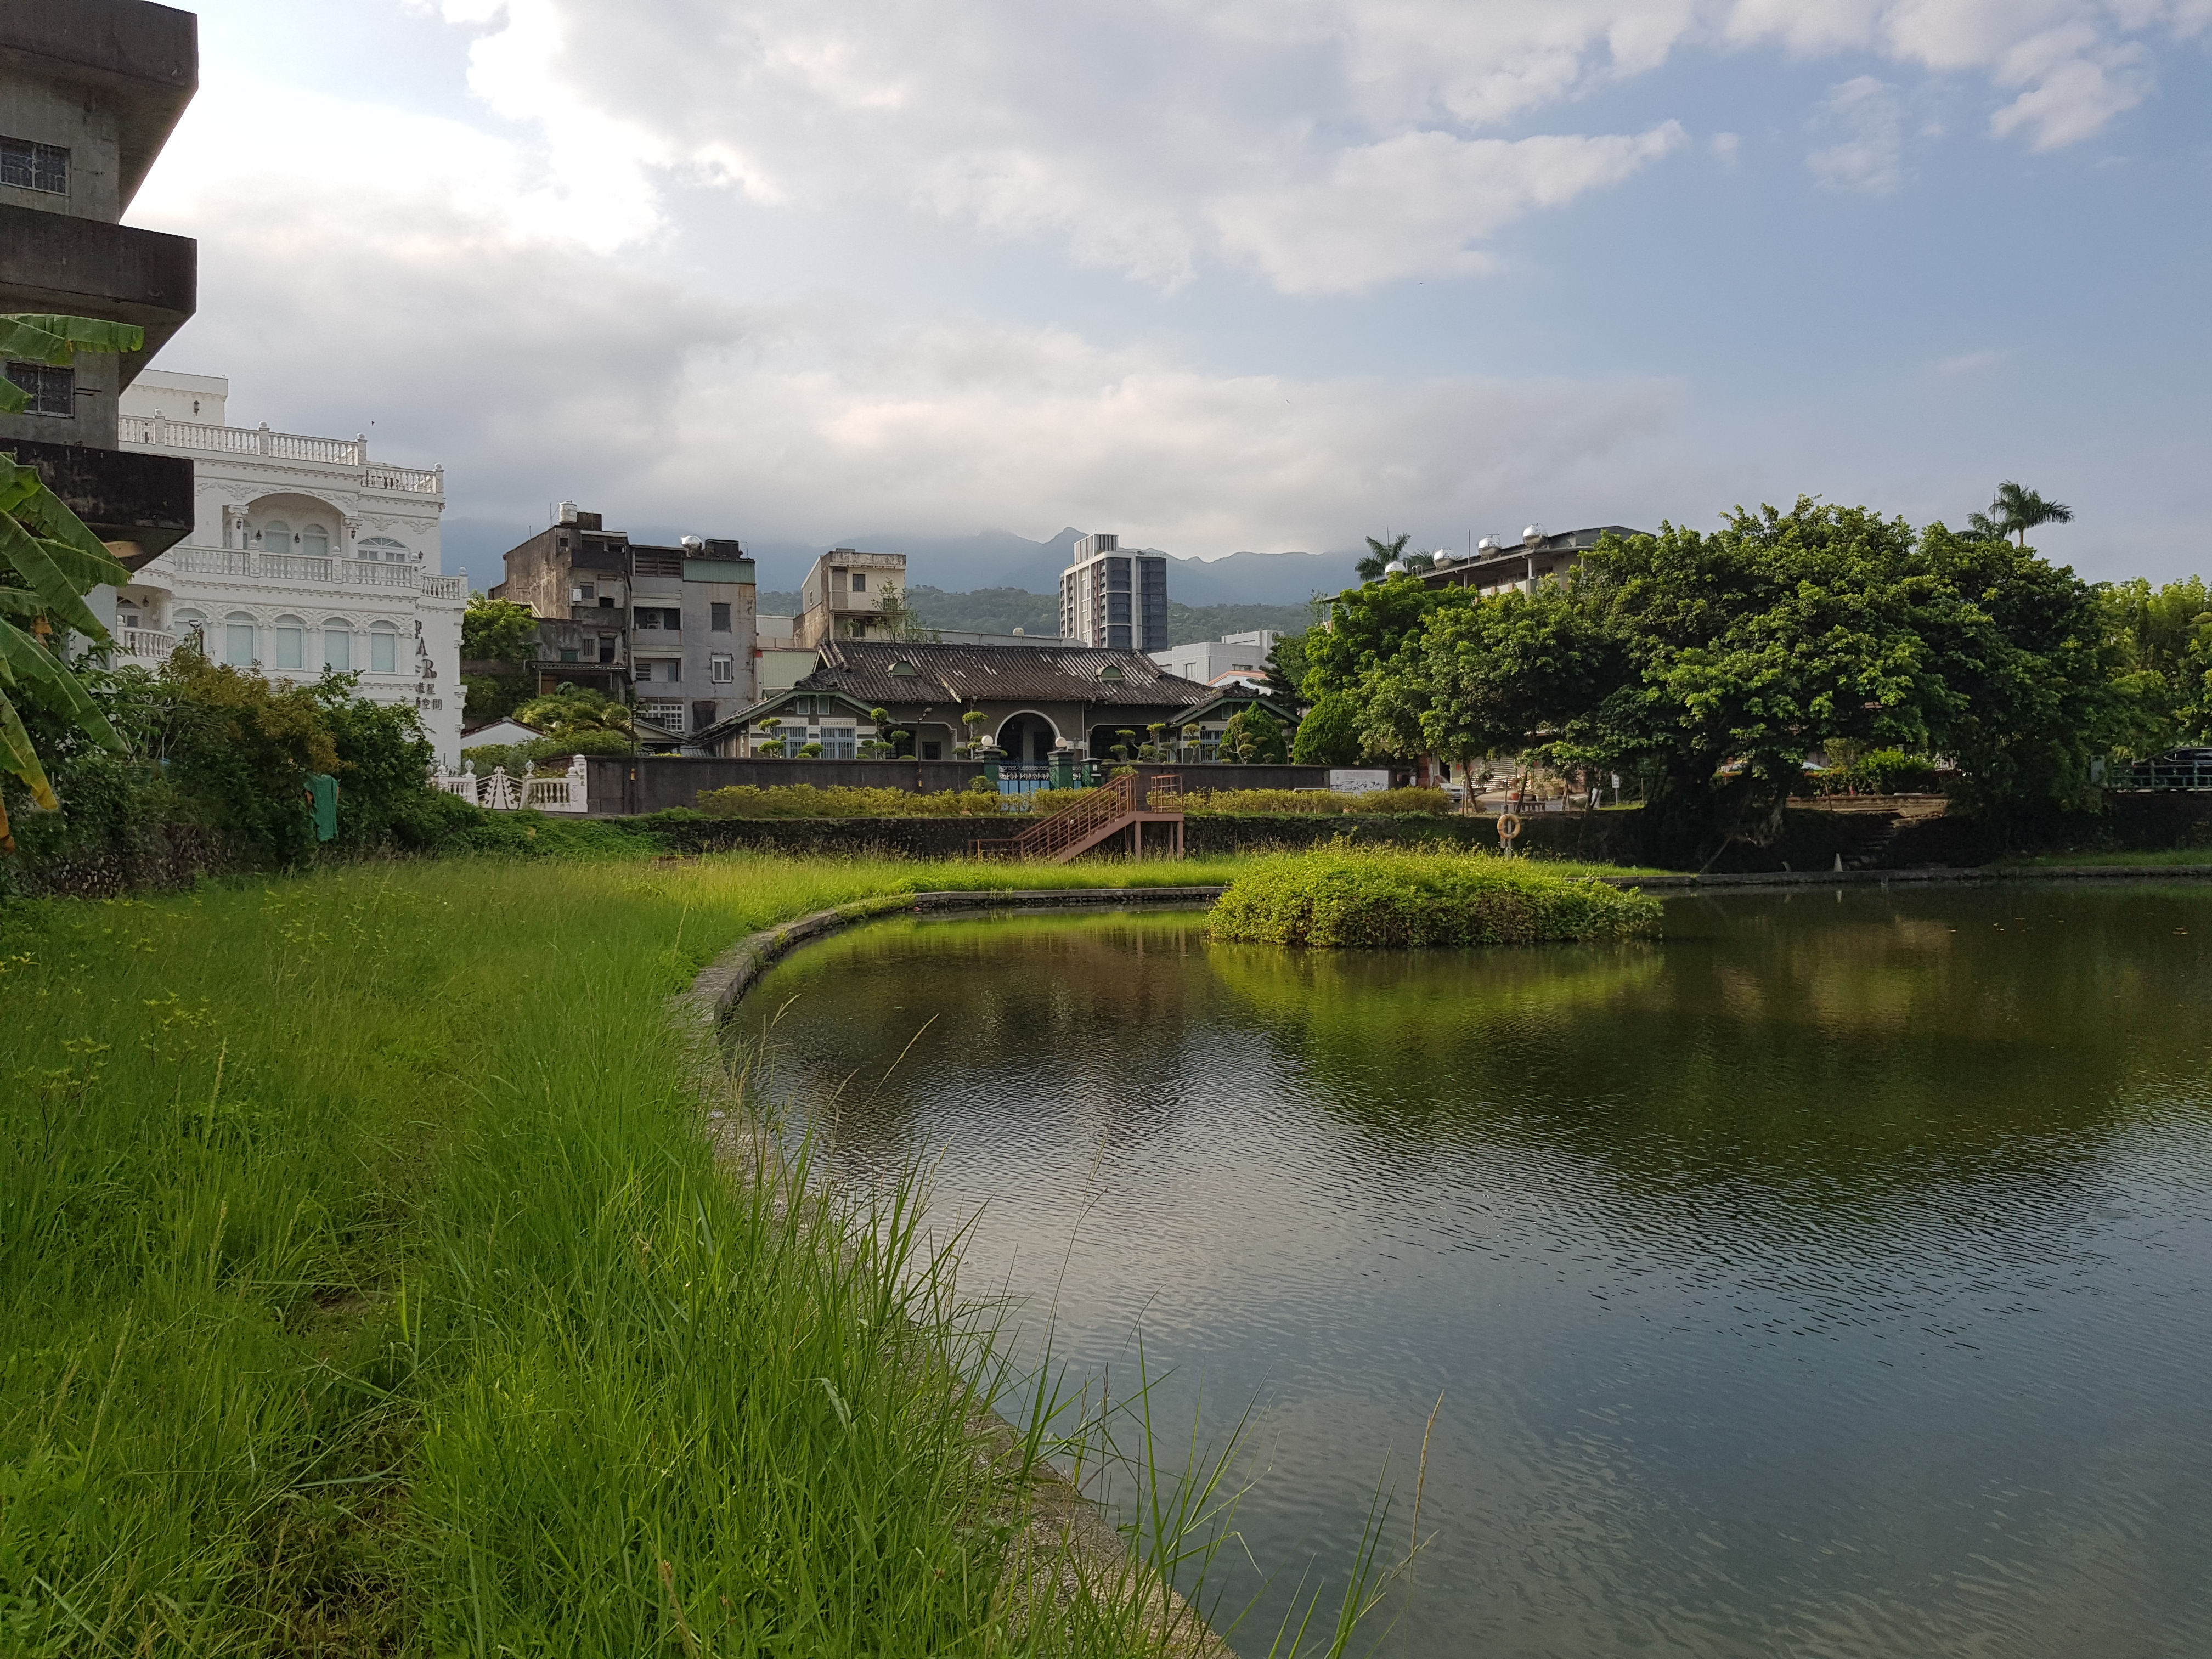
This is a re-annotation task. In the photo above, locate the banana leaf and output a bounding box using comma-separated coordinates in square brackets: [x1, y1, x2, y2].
[0, 515, 110, 641]
[0, 687, 59, 810]
[0, 618, 123, 752]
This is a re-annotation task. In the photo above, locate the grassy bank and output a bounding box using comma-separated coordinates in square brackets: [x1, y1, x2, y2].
[1209, 847, 1664, 948]
[1996, 847, 2212, 868]
[0, 850, 1345, 1656]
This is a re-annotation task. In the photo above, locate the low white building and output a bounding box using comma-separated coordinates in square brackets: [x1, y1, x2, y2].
[1149, 629, 1278, 689]
[110, 370, 465, 761]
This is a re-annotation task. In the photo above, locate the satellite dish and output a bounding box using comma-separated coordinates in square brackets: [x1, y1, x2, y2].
[1522, 523, 1545, 546]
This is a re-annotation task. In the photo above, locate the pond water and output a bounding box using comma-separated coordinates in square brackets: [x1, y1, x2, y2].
[744, 886, 2212, 1658]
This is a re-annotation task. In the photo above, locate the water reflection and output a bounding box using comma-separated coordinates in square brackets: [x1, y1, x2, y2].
[746, 887, 2212, 1659]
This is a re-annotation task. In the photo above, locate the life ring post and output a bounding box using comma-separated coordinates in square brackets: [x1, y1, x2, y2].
[1496, 811, 1523, 857]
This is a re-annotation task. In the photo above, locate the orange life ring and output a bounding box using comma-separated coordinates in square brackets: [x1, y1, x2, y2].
[1496, 812, 1523, 839]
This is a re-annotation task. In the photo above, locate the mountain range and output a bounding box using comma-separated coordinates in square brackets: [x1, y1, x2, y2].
[445, 519, 1361, 606]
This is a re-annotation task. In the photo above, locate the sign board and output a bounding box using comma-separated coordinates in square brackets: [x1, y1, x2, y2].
[1328, 769, 1390, 794]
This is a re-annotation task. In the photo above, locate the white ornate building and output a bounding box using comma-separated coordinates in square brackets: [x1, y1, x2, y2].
[109, 370, 465, 761]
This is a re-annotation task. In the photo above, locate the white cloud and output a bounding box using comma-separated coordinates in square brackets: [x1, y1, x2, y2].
[1808, 75, 1907, 192]
[1211, 124, 1686, 295]
[373, 0, 2205, 297]
[1934, 348, 2007, 376]
[143, 157, 1681, 551]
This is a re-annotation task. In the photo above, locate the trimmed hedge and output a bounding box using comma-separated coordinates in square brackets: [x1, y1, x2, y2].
[697, 782, 1008, 819]
[1208, 846, 1662, 948]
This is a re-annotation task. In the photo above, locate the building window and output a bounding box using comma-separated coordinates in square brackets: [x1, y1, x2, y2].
[0, 136, 67, 194]
[273, 617, 305, 670]
[4, 362, 72, 417]
[324, 622, 352, 671]
[665, 660, 683, 682]
[360, 535, 408, 563]
[370, 624, 398, 672]
[302, 526, 329, 560]
[573, 582, 596, 602]
[850, 573, 867, 592]
[921, 741, 941, 760]
[821, 726, 856, 759]
[633, 607, 681, 630]
[224, 614, 256, 667]
[261, 519, 291, 552]
[710, 602, 731, 631]
[640, 699, 686, 731]
[597, 637, 616, 663]
[709, 654, 733, 684]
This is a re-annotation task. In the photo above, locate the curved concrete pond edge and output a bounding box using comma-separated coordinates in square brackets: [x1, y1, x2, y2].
[673, 883, 1235, 1656]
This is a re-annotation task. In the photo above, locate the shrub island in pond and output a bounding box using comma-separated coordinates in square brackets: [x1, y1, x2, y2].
[1207, 847, 1663, 948]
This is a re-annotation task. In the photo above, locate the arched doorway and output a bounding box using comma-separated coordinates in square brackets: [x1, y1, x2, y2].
[1090, 724, 1145, 763]
[996, 711, 1061, 765]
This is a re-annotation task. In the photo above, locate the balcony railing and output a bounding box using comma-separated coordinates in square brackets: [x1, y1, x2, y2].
[155, 546, 464, 596]
[120, 415, 443, 494]
[117, 627, 175, 663]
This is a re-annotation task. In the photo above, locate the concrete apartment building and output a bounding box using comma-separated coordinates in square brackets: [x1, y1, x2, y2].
[1409, 526, 1651, 596]
[1150, 629, 1278, 689]
[113, 368, 465, 761]
[1060, 532, 1167, 653]
[795, 547, 906, 648]
[492, 503, 758, 740]
[1, 0, 196, 580]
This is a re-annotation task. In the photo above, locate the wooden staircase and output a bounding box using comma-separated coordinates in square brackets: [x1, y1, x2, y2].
[970, 774, 1186, 863]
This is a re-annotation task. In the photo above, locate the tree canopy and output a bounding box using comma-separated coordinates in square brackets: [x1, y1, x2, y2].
[1316, 498, 2153, 859]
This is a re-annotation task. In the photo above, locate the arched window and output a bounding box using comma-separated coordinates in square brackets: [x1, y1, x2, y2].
[323, 618, 352, 672]
[369, 621, 398, 673]
[272, 614, 306, 670]
[260, 518, 291, 552]
[301, 526, 329, 560]
[224, 612, 257, 667]
[360, 535, 409, 564]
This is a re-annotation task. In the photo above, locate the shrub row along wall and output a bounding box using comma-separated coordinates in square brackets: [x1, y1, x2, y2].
[585, 755, 1340, 816]
[646, 794, 2212, 868]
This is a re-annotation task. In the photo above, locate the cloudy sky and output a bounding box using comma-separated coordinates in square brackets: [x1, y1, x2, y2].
[132, 0, 2212, 583]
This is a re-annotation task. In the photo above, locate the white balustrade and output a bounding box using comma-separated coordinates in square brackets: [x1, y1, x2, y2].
[337, 560, 418, 589]
[172, 548, 255, 577]
[420, 574, 464, 599]
[121, 414, 442, 494]
[429, 757, 589, 815]
[258, 553, 335, 583]
[117, 627, 175, 663]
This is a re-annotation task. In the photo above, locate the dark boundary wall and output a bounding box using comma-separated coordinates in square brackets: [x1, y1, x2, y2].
[586, 756, 1337, 816]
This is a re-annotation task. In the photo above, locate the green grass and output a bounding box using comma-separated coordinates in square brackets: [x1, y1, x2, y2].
[1996, 847, 2212, 868]
[0, 850, 1377, 1656]
[1209, 846, 1665, 948]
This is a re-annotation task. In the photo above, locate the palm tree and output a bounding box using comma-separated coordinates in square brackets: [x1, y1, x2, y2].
[1984, 481, 2074, 548]
[1355, 533, 1410, 583]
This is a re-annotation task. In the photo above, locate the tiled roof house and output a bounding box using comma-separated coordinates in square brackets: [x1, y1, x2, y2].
[697, 638, 1274, 762]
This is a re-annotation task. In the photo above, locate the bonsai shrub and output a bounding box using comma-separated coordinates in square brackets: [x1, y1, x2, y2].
[1209, 845, 1661, 949]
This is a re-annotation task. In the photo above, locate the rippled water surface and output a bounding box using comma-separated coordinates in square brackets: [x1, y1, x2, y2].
[746, 886, 2212, 1658]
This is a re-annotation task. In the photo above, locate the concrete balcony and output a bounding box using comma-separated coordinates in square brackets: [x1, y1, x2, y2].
[156, 545, 464, 597]
[120, 415, 443, 495]
[0, 436, 193, 565]
[0, 206, 196, 378]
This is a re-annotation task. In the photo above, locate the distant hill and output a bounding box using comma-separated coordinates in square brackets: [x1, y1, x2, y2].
[464, 517, 1358, 606]
[758, 584, 1315, 647]
[744, 527, 1357, 605]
